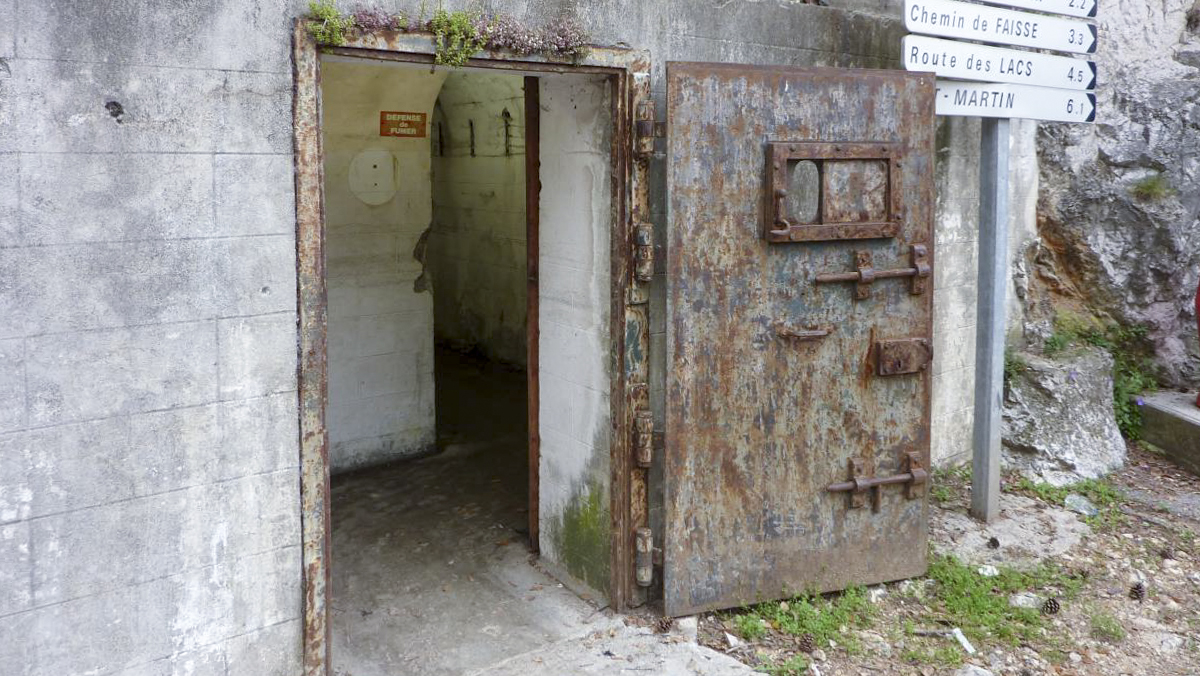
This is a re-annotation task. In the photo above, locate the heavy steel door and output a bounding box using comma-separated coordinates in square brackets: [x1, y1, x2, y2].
[664, 63, 936, 616]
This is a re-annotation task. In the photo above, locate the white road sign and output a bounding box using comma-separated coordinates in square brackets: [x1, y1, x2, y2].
[904, 35, 1096, 90]
[936, 80, 1096, 121]
[905, 0, 1098, 54]
[974, 0, 1097, 19]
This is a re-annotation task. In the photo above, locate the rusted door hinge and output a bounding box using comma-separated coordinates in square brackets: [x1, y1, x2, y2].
[635, 410, 653, 468]
[634, 222, 654, 282]
[635, 101, 664, 158]
[635, 527, 654, 586]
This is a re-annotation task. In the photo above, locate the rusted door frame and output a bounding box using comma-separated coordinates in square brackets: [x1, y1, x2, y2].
[291, 22, 650, 676]
[524, 76, 541, 551]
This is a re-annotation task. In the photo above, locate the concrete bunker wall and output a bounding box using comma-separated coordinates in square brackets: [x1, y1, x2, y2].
[0, 1, 993, 673]
[322, 60, 446, 472]
[429, 73, 529, 366]
[535, 74, 614, 595]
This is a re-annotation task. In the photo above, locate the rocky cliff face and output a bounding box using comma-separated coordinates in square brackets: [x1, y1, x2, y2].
[1024, 1, 1200, 386]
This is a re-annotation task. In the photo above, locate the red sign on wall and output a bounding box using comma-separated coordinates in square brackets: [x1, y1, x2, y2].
[379, 111, 427, 138]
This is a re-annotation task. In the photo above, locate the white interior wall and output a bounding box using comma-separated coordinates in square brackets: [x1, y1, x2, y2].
[429, 73, 528, 366]
[322, 61, 447, 472]
[536, 74, 614, 595]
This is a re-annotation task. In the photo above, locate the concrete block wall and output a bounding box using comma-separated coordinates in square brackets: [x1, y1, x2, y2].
[536, 74, 614, 596]
[0, 2, 305, 675]
[322, 61, 447, 472]
[429, 73, 528, 366]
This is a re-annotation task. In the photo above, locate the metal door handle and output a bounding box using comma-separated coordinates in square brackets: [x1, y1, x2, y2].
[814, 245, 930, 298]
[775, 324, 831, 341]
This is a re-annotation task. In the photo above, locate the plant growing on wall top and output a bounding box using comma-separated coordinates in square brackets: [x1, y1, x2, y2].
[306, 0, 355, 46]
[430, 7, 486, 67]
[303, 1, 591, 65]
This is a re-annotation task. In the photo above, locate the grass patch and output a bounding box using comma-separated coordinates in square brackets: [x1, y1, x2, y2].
[925, 554, 1084, 646]
[1091, 612, 1126, 642]
[1181, 529, 1196, 547]
[931, 464, 970, 504]
[1004, 348, 1028, 385]
[1130, 173, 1173, 201]
[728, 586, 874, 652]
[1010, 476, 1124, 530]
[900, 643, 965, 667]
[733, 614, 768, 641]
[1039, 312, 1156, 438]
[758, 654, 809, 676]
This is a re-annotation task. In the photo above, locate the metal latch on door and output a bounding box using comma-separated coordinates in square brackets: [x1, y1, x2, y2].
[815, 244, 930, 299]
[827, 452, 927, 512]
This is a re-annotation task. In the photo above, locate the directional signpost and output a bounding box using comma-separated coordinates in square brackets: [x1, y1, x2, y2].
[904, 35, 1096, 90]
[902, 0, 1098, 522]
[935, 81, 1095, 121]
[905, 0, 1097, 53]
[973, 0, 1097, 19]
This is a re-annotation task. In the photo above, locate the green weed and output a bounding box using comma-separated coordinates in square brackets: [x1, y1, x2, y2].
[1043, 331, 1070, 356]
[931, 464, 970, 503]
[900, 644, 965, 667]
[1090, 612, 1126, 642]
[1004, 349, 1028, 385]
[730, 586, 874, 653]
[1011, 476, 1124, 530]
[1130, 173, 1173, 201]
[925, 554, 1083, 646]
[306, 0, 355, 45]
[733, 614, 768, 641]
[758, 654, 809, 676]
[430, 6, 485, 67]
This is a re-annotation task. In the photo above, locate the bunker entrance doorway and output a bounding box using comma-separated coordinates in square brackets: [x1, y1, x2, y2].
[317, 57, 616, 674]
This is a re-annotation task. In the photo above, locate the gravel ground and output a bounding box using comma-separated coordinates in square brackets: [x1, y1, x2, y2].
[691, 443, 1200, 676]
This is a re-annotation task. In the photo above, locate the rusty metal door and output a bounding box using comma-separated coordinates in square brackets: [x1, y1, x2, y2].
[664, 63, 936, 616]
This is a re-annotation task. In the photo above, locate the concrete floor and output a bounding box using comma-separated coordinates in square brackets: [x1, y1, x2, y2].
[330, 349, 608, 676]
[329, 349, 754, 676]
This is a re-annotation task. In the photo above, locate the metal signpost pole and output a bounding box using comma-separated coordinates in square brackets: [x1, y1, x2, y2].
[903, 0, 1098, 522]
[971, 117, 1009, 522]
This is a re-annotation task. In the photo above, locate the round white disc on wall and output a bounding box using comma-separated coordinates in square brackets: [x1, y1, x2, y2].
[349, 149, 397, 205]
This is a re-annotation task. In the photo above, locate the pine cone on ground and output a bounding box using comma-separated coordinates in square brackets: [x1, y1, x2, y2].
[1129, 581, 1147, 601]
[655, 616, 673, 633]
[1041, 597, 1060, 615]
[797, 632, 816, 653]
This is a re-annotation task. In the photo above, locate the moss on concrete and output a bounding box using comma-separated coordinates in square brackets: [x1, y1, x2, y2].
[550, 480, 611, 596]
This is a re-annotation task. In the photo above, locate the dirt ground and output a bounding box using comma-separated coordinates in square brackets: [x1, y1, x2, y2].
[685, 443, 1200, 676]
